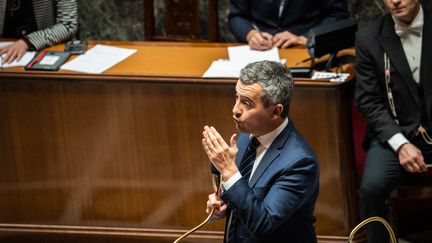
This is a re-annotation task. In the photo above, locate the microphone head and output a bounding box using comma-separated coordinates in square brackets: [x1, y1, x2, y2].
[210, 164, 220, 175]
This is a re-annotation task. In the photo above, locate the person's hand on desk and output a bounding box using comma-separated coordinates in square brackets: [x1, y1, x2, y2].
[397, 142, 427, 173]
[202, 126, 238, 181]
[246, 29, 273, 51]
[0, 39, 29, 64]
[273, 31, 307, 48]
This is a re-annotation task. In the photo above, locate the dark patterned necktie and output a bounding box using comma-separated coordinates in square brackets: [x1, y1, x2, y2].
[226, 137, 260, 243]
[238, 137, 260, 181]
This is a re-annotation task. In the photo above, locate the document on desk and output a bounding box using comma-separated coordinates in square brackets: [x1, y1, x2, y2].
[203, 45, 283, 78]
[0, 41, 35, 68]
[61, 44, 137, 74]
[203, 59, 245, 78]
[227, 45, 280, 65]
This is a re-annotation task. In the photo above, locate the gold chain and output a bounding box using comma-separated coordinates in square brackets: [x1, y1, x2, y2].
[416, 125, 432, 145]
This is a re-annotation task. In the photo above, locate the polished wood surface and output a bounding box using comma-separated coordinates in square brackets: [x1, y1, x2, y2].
[0, 41, 362, 242]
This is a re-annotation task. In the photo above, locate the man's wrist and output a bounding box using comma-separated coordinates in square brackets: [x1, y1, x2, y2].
[388, 132, 409, 152]
[221, 168, 239, 182]
[396, 142, 410, 154]
[21, 37, 35, 51]
[297, 36, 307, 46]
[221, 171, 241, 191]
[246, 29, 257, 42]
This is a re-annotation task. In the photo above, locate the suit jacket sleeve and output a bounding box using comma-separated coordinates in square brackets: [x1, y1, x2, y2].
[220, 155, 318, 238]
[228, 0, 349, 42]
[228, 0, 253, 43]
[26, 0, 78, 50]
[311, 0, 349, 30]
[354, 29, 402, 144]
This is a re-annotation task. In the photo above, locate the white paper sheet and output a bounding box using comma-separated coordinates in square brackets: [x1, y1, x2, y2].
[203, 45, 284, 78]
[0, 41, 36, 68]
[227, 45, 280, 65]
[61, 44, 137, 74]
[202, 59, 245, 78]
[203, 59, 286, 78]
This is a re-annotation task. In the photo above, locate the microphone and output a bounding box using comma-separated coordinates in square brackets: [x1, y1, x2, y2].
[173, 163, 221, 243]
[210, 164, 221, 196]
[210, 164, 220, 175]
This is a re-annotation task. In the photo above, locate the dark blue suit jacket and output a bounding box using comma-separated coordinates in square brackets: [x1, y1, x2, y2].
[221, 121, 319, 243]
[228, 0, 349, 43]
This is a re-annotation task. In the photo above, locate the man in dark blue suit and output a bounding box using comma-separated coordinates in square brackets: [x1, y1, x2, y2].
[228, 0, 349, 50]
[202, 60, 319, 242]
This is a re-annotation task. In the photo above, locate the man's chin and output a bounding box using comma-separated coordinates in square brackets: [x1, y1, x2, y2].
[234, 121, 245, 132]
[234, 122, 241, 131]
[392, 9, 408, 18]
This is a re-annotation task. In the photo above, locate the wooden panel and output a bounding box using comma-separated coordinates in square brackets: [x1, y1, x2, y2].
[291, 86, 359, 235]
[0, 78, 232, 230]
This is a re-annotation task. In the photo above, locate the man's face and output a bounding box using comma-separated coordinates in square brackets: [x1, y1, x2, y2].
[232, 80, 276, 136]
[384, 0, 420, 23]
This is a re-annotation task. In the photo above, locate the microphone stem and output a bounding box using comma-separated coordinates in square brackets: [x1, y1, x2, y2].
[173, 174, 221, 243]
[173, 208, 216, 243]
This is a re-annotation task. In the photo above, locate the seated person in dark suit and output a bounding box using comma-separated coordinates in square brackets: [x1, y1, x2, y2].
[228, 0, 349, 50]
[203, 60, 319, 242]
[355, 0, 432, 242]
[0, 0, 78, 64]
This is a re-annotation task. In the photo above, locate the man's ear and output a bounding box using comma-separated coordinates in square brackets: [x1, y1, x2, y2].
[271, 104, 284, 118]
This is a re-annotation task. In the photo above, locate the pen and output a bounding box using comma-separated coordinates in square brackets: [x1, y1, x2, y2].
[295, 57, 313, 65]
[252, 24, 268, 40]
[27, 50, 46, 69]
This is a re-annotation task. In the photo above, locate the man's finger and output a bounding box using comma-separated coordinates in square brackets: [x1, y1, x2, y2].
[202, 138, 212, 154]
[16, 50, 25, 62]
[273, 38, 285, 48]
[4, 51, 16, 64]
[281, 38, 297, 49]
[403, 163, 414, 173]
[211, 126, 228, 149]
[230, 134, 237, 148]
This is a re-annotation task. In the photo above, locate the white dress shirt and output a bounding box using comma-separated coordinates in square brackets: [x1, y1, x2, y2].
[388, 6, 423, 152]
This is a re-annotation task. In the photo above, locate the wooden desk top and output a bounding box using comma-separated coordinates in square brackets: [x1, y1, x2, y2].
[0, 41, 353, 86]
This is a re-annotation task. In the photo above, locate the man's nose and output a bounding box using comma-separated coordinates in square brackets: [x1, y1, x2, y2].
[232, 102, 241, 117]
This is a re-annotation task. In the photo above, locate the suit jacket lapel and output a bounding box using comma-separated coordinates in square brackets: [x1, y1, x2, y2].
[277, 0, 291, 20]
[420, 5, 432, 117]
[248, 121, 293, 188]
[378, 15, 420, 106]
[0, 1, 6, 36]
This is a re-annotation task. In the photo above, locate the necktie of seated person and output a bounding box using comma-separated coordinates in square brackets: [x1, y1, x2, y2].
[226, 137, 260, 243]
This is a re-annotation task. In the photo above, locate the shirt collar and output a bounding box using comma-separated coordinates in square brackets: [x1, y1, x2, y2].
[251, 118, 288, 149]
[393, 5, 424, 37]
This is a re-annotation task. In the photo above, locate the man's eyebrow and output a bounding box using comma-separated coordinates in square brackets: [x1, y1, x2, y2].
[239, 95, 255, 103]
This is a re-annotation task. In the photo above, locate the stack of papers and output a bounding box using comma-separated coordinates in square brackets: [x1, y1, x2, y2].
[203, 45, 284, 78]
[61, 44, 137, 74]
[0, 42, 35, 68]
[311, 71, 350, 82]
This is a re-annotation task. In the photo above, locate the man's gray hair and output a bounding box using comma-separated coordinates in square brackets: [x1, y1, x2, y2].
[239, 60, 294, 117]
